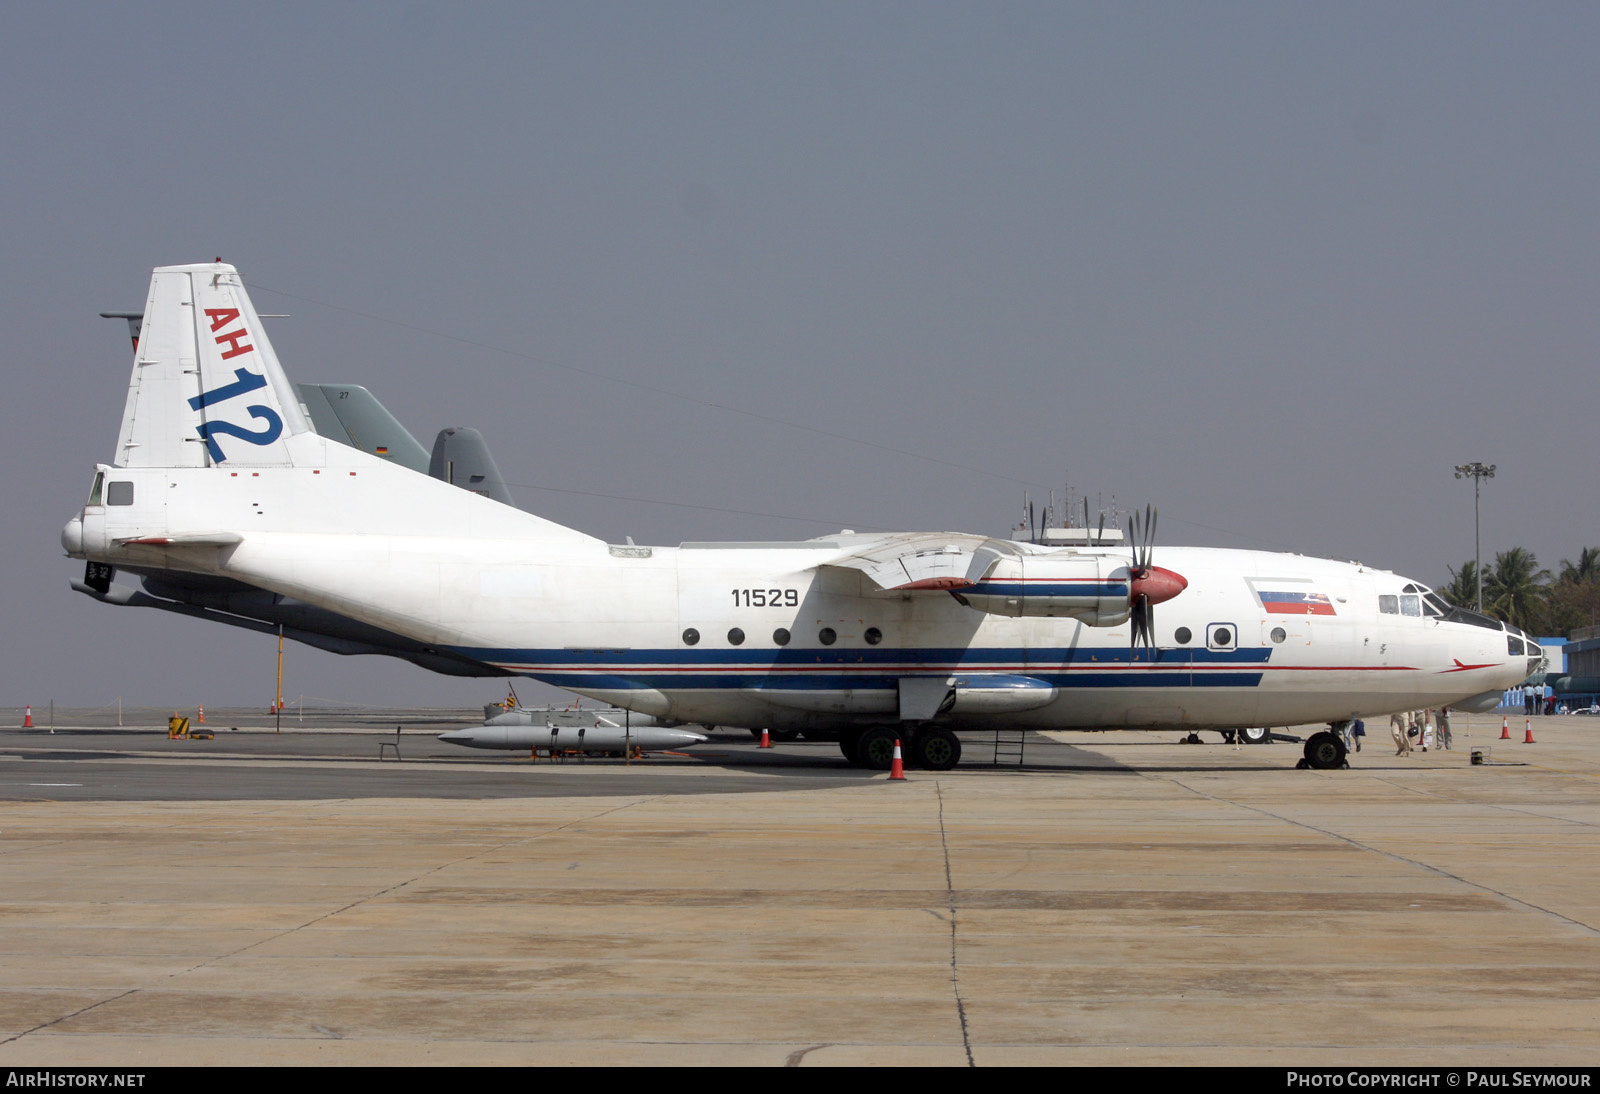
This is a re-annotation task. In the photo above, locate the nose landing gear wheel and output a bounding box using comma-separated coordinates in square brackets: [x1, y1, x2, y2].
[1300, 730, 1348, 770]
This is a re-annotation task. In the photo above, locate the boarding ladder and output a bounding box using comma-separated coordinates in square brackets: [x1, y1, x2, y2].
[990, 727, 1027, 766]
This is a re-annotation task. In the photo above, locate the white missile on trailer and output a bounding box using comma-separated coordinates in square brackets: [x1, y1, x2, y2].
[438, 719, 707, 752]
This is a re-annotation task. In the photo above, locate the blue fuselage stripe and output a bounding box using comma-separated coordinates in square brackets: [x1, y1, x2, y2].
[449, 645, 1269, 691]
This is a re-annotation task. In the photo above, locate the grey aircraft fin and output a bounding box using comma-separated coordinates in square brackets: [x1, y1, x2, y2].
[429, 427, 516, 508]
[294, 383, 431, 473]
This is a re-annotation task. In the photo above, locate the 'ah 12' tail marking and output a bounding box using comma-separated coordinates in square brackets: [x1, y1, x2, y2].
[190, 308, 282, 462]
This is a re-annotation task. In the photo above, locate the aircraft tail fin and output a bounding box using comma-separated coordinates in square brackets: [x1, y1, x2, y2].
[297, 383, 432, 473]
[114, 263, 313, 469]
[429, 427, 517, 508]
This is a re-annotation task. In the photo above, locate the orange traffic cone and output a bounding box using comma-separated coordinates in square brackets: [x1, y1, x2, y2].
[759, 727, 772, 748]
[1524, 720, 1535, 744]
[1500, 717, 1511, 740]
[23, 705, 32, 728]
[889, 738, 907, 781]
[197, 704, 206, 724]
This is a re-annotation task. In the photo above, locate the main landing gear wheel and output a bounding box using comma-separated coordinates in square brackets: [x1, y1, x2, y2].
[912, 727, 961, 771]
[838, 728, 864, 764]
[854, 726, 899, 771]
[1300, 730, 1348, 770]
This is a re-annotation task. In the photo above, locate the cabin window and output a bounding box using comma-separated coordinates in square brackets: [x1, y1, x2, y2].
[1207, 624, 1235, 650]
[682, 628, 700, 646]
[106, 481, 134, 506]
[727, 627, 745, 646]
[1174, 626, 1192, 645]
[818, 627, 837, 646]
[864, 627, 882, 645]
[772, 627, 791, 646]
[1271, 627, 1286, 643]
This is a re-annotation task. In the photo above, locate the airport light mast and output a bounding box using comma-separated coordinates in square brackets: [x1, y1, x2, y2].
[1454, 461, 1496, 612]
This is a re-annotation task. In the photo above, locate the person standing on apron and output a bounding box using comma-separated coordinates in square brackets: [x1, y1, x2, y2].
[1391, 711, 1412, 756]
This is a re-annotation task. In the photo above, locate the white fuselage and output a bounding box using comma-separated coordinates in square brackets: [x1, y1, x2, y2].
[65, 448, 1526, 734]
[63, 260, 1529, 739]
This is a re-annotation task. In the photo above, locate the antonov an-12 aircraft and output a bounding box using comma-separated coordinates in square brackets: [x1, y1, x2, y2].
[62, 263, 1535, 771]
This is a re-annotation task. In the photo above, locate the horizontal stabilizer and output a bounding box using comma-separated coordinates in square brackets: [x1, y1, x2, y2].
[114, 531, 244, 547]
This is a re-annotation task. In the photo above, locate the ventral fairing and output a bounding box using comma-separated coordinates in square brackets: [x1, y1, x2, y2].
[63, 263, 1534, 771]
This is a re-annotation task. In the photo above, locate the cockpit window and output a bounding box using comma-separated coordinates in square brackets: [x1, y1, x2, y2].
[1508, 635, 1525, 656]
[1440, 604, 1504, 631]
[1400, 594, 1421, 617]
[1379, 594, 1398, 614]
[1423, 593, 1450, 617]
[87, 472, 104, 507]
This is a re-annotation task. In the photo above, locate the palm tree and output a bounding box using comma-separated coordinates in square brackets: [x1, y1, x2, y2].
[1558, 547, 1600, 586]
[1439, 561, 1481, 608]
[1483, 547, 1550, 631]
[1546, 546, 1600, 633]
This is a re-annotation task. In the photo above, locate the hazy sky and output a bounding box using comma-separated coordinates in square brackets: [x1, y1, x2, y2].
[5, 3, 1596, 709]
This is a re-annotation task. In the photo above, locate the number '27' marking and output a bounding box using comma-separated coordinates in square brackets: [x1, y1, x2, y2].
[191, 367, 283, 463]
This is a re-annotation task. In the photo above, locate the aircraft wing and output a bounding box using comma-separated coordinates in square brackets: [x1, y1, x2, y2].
[815, 532, 1016, 592]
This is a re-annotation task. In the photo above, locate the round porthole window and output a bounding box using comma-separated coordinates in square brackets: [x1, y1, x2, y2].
[864, 626, 882, 645]
[682, 628, 700, 646]
[773, 627, 791, 646]
[819, 627, 837, 645]
[728, 627, 745, 646]
[1174, 627, 1192, 645]
[1271, 627, 1286, 643]
[1213, 627, 1232, 646]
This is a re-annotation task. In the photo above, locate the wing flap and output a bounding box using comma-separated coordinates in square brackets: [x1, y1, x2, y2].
[816, 532, 1015, 593]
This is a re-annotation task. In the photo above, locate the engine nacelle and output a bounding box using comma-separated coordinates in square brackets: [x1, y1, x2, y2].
[957, 553, 1133, 626]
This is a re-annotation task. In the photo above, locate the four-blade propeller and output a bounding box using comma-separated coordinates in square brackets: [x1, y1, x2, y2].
[1125, 504, 1188, 653]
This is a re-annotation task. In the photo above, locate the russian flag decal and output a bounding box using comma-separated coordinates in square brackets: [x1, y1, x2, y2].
[1259, 591, 1336, 615]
